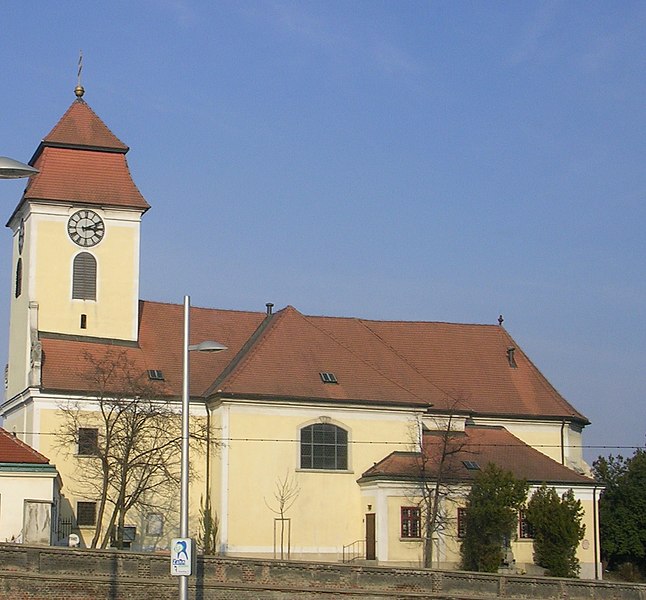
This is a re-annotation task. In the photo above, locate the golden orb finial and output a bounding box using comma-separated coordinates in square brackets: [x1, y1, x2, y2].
[74, 84, 85, 98]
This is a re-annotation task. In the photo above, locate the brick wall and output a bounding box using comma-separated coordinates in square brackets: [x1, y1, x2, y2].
[0, 544, 644, 599]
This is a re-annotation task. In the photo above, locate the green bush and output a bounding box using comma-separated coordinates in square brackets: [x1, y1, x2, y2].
[526, 484, 585, 577]
[460, 464, 528, 572]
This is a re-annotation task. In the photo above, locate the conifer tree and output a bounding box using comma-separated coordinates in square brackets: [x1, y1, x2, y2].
[526, 484, 585, 577]
[460, 464, 528, 572]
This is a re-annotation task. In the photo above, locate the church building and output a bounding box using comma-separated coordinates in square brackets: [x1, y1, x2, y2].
[2, 88, 602, 577]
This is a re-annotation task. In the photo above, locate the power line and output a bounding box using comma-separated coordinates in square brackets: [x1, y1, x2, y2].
[8, 430, 645, 451]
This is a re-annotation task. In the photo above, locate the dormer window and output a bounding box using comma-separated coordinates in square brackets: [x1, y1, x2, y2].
[147, 369, 164, 381]
[320, 372, 338, 384]
[463, 460, 480, 470]
[506, 347, 517, 368]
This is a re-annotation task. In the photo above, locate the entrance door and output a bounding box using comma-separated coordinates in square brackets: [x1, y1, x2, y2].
[365, 513, 376, 560]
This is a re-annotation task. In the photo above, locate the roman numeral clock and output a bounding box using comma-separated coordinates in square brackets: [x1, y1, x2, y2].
[67, 209, 105, 247]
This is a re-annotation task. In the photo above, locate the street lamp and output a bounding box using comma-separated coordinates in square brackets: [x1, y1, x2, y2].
[0, 156, 38, 179]
[179, 295, 227, 600]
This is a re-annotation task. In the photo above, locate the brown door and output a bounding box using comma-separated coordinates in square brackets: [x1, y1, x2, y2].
[365, 513, 376, 560]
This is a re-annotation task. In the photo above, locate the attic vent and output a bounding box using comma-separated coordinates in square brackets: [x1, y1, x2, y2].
[462, 460, 480, 470]
[320, 372, 338, 384]
[507, 347, 517, 368]
[147, 369, 164, 381]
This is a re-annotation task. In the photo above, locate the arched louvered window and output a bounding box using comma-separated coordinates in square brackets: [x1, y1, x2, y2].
[72, 252, 97, 300]
[15, 258, 22, 298]
[300, 423, 348, 470]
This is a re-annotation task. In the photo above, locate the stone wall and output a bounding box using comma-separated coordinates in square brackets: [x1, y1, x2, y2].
[0, 544, 644, 600]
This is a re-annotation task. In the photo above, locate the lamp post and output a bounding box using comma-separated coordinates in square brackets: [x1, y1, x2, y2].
[179, 295, 227, 600]
[0, 156, 38, 179]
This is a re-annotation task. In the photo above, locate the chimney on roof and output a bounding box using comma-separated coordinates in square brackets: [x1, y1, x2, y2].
[507, 347, 517, 368]
[266, 303, 274, 316]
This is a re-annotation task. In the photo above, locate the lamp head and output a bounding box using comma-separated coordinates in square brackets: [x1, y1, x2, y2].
[188, 341, 228, 353]
[0, 157, 39, 179]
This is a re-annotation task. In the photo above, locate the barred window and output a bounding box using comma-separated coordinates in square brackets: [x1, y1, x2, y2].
[300, 423, 348, 470]
[457, 507, 467, 538]
[401, 507, 421, 538]
[78, 428, 99, 456]
[77, 501, 97, 526]
[72, 252, 97, 300]
[519, 510, 535, 539]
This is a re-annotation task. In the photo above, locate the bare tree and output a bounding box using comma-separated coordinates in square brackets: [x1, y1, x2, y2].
[409, 401, 470, 568]
[265, 471, 300, 559]
[57, 348, 206, 549]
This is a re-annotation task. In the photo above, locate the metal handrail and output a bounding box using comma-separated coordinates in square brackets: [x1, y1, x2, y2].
[342, 538, 366, 563]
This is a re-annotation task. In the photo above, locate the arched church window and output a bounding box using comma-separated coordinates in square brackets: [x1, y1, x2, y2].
[15, 258, 22, 298]
[300, 423, 348, 470]
[72, 252, 97, 300]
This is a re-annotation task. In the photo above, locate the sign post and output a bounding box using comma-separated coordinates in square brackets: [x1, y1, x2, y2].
[170, 537, 193, 577]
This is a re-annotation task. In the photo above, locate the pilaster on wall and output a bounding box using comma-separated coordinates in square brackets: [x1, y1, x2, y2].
[28, 301, 41, 388]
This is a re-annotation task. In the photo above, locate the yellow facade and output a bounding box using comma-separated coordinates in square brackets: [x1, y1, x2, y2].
[7, 203, 142, 400]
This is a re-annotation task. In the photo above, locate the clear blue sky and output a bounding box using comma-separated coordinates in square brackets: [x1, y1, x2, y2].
[1, 1, 644, 462]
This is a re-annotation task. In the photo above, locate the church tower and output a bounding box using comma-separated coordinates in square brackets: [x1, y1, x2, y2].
[5, 87, 150, 400]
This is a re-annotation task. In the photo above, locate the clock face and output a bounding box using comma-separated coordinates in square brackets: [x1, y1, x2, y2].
[18, 218, 25, 254]
[67, 210, 105, 247]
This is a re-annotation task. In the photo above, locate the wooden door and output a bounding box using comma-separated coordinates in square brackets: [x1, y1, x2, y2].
[365, 513, 376, 560]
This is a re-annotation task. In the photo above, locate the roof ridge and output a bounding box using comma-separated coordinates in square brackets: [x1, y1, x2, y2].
[204, 310, 282, 395]
[139, 298, 265, 316]
[312, 313, 501, 328]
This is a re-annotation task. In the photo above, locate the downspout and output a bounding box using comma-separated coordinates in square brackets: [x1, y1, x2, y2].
[560, 419, 566, 465]
[593, 485, 600, 580]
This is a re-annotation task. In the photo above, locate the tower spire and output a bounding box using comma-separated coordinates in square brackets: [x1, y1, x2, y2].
[74, 50, 85, 99]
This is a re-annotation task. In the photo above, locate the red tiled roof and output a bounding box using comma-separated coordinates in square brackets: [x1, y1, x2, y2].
[40, 302, 588, 423]
[42, 99, 128, 151]
[360, 425, 593, 485]
[8, 99, 149, 223]
[316, 317, 584, 419]
[22, 146, 149, 210]
[0, 427, 50, 464]
[41, 301, 265, 397]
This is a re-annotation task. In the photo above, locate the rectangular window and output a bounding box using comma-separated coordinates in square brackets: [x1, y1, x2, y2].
[146, 513, 164, 536]
[401, 506, 421, 538]
[78, 428, 98, 456]
[457, 507, 467, 538]
[77, 501, 97, 526]
[519, 510, 535, 539]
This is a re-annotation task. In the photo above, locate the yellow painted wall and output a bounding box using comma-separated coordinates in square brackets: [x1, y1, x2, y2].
[33, 214, 140, 341]
[6, 204, 143, 403]
[214, 402, 413, 559]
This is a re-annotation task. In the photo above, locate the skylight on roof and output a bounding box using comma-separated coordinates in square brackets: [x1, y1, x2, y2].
[462, 460, 480, 470]
[147, 369, 164, 381]
[320, 372, 338, 384]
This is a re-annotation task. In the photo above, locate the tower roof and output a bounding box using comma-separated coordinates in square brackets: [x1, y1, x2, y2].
[7, 96, 149, 226]
[40, 98, 129, 152]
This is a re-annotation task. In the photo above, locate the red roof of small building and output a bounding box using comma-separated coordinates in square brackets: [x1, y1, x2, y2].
[360, 425, 593, 485]
[0, 427, 50, 465]
[39, 301, 588, 424]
